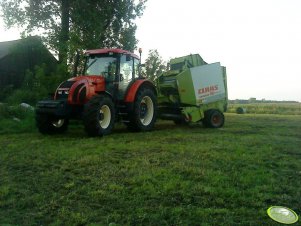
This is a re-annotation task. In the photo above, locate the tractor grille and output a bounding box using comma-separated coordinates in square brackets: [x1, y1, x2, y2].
[55, 81, 76, 100]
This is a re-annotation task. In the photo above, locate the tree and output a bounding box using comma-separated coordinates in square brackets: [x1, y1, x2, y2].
[143, 49, 166, 81]
[6, 63, 70, 105]
[0, 0, 146, 64]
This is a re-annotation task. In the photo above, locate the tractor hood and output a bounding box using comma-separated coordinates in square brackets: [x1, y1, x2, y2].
[54, 75, 105, 104]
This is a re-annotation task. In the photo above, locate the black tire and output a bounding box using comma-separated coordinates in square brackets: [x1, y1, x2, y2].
[127, 87, 157, 132]
[83, 94, 115, 137]
[36, 113, 69, 134]
[203, 109, 224, 128]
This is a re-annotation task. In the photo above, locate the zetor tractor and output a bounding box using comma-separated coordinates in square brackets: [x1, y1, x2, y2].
[35, 48, 157, 136]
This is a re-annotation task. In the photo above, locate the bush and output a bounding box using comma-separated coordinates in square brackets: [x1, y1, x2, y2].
[6, 89, 41, 106]
[0, 104, 34, 120]
[0, 85, 14, 102]
[4, 63, 69, 105]
[0, 104, 35, 134]
[0, 104, 10, 118]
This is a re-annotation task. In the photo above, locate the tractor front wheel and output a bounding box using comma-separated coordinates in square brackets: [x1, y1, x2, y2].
[203, 109, 224, 128]
[127, 88, 157, 132]
[83, 94, 115, 136]
[36, 113, 69, 134]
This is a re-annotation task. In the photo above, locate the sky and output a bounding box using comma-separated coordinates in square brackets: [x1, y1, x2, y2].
[135, 0, 301, 101]
[1, 0, 301, 101]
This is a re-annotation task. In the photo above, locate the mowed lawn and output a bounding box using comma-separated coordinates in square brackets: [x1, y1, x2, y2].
[0, 114, 300, 226]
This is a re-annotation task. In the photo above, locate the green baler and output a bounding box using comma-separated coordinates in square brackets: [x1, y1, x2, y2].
[156, 54, 228, 128]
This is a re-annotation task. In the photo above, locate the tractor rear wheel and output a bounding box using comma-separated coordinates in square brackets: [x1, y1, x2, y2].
[203, 109, 224, 128]
[36, 113, 69, 134]
[83, 94, 115, 136]
[127, 88, 157, 132]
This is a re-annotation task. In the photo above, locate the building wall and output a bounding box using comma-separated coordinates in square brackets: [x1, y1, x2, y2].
[0, 37, 58, 90]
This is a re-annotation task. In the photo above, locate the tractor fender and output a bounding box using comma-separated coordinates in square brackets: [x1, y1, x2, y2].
[124, 79, 156, 103]
[67, 78, 89, 104]
[66, 76, 106, 104]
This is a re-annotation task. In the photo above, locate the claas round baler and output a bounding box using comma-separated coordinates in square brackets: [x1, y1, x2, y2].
[156, 54, 228, 128]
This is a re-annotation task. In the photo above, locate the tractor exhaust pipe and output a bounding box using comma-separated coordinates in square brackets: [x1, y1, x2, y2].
[138, 48, 143, 78]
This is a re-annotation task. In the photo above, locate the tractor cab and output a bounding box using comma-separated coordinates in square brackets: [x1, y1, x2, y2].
[83, 49, 141, 99]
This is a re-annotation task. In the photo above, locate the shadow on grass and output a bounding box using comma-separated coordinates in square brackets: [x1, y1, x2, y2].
[31, 120, 209, 139]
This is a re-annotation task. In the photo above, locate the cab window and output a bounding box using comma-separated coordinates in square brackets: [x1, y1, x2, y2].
[134, 58, 140, 78]
[120, 55, 133, 82]
[85, 55, 117, 79]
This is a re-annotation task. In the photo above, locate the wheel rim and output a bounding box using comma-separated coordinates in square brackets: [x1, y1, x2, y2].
[52, 119, 64, 128]
[139, 96, 154, 126]
[99, 105, 111, 129]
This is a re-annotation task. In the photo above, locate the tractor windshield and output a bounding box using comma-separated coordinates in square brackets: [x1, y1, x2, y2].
[84, 54, 117, 78]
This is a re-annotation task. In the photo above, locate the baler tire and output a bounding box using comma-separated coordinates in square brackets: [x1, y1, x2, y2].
[83, 94, 115, 137]
[203, 109, 224, 128]
[126, 88, 157, 132]
[36, 113, 69, 134]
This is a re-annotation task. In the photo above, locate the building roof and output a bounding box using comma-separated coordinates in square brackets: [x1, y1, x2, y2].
[0, 36, 57, 61]
[0, 36, 58, 90]
[0, 38, 21, 59]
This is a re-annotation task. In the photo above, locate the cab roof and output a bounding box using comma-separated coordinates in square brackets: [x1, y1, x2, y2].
[85, 48, 139, 59]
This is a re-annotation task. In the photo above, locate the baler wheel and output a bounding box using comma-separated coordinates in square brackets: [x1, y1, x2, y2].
[203, 109, 224, 128]
[83, 94, 115, 136]
[36, 113, 69, 134]
[127, 87, 157, 132]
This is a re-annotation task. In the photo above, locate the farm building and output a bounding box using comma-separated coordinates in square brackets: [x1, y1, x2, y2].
[0, 36, 58, 91]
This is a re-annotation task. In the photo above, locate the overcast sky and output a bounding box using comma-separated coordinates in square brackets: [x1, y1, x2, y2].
[136, 0, 301, 101]
[1, 0, 301, 101]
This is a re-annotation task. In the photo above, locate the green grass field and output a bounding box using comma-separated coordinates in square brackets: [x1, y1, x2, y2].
[0, 113, 301, 225]
[228, 103, 301, 115]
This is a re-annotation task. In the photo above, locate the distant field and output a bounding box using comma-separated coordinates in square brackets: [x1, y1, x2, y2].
[0, 113, 300, 225]
[228, 102, 301, 115]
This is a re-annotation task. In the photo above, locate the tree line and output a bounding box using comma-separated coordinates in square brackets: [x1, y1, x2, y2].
[0, 0, 169, 105]
[1, 0, 146, 64]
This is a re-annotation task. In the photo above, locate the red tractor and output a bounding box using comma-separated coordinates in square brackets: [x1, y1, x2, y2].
[35, 48, 157, 136]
